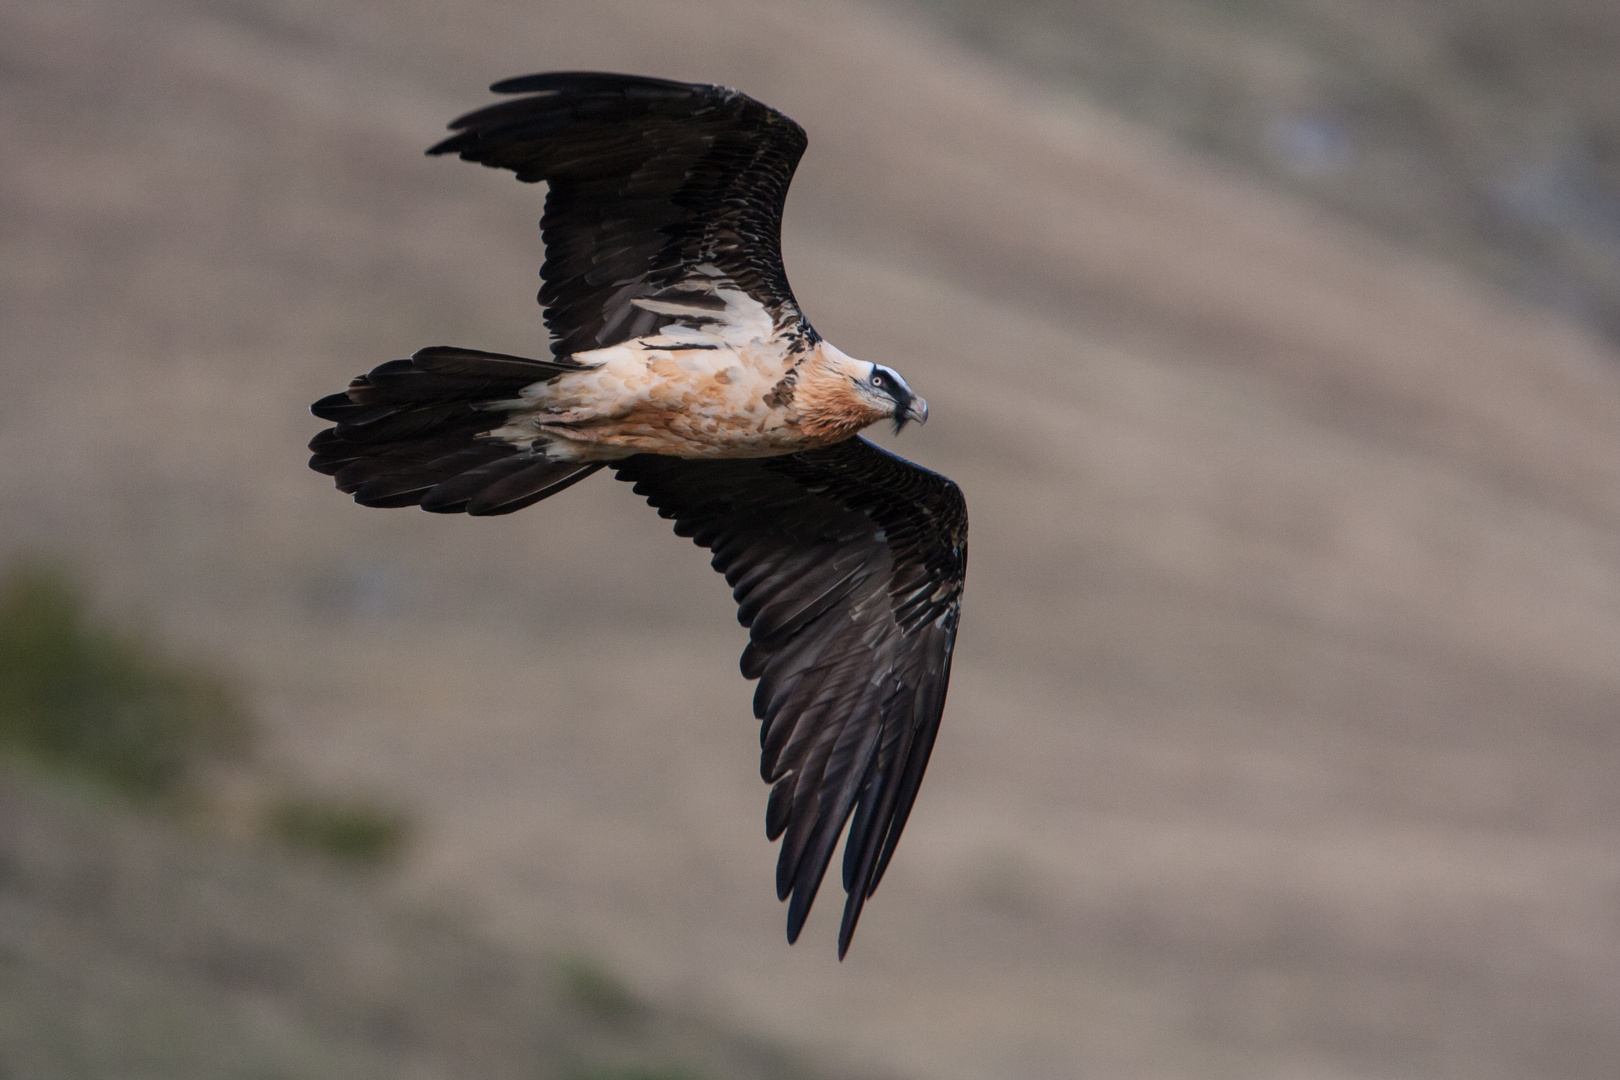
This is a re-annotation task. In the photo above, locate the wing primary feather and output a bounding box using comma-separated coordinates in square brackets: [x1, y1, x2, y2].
[842, 686, 915, 893]
[784, 703, 886, 943]
[765, 773, 795, 840]
[835, 688, 920, 957]
[775, 673, 887, 902]
[868, 680, 948, 892]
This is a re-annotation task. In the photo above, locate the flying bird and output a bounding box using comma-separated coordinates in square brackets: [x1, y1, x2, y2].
[308, 72, 966, 957]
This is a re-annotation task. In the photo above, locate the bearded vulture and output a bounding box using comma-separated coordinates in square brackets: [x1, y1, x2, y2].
[308, 72, 967, 957]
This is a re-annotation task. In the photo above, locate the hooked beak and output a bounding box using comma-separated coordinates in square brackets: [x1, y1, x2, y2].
[893, 396, 929, 434]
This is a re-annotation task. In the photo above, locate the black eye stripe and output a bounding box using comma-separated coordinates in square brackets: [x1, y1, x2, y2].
[862, 367, 906, 394]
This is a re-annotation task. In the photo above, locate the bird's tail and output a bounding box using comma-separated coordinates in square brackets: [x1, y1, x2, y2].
[308, 345, 603, 515]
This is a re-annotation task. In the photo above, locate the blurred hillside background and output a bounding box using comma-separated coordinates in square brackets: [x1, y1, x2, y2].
[899, 0, 1620, 342]
[3, 0, 1619, 1078]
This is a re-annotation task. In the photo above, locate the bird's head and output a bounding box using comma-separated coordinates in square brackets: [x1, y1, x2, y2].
[856, 362, 929, 434]
[797, 344, 928, 438]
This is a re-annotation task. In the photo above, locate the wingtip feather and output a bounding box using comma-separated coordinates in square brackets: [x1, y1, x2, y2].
[836, 895, 862, 960]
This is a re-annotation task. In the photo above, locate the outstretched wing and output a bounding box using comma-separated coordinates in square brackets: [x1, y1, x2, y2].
[429, 71, 815, 359]
[615, 437, 967, 957]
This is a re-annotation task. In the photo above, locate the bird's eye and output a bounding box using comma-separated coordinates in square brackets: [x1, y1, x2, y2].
[871, 373, 885, 387]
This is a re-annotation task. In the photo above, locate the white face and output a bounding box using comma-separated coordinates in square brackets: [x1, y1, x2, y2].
[813, 342, 927, 431]
[821, 349, 898, 402]
[863, 363, 913, 402]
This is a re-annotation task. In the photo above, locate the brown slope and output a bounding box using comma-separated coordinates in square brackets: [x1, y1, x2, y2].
[0, 771, 844, 1080]
[2, 0, 1619, 1078]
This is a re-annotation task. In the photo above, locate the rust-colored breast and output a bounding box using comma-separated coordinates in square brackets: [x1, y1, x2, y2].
[488, 336, 886, 460]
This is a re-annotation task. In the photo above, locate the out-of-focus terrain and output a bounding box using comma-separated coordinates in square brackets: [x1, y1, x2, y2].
[3, 1, 1619, 1078]
[0, 770, 844, 1080]
[899, 0, 1620, 343]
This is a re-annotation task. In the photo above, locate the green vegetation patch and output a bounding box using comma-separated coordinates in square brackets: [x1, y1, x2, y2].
[0, 561, 249, 803]
[266, 793, 412, 865]
[559, 954, 648, 1027]
[567, 1067, 709, 1080]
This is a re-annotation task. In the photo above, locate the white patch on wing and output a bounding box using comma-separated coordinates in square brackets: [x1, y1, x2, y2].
[644, 324, 721, 349]
[623, 266, 778, 351]
[711, 287, 776, 346]
[631, 296, 722, 318]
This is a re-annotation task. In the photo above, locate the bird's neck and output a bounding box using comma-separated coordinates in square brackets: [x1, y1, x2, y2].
[791, 344, 886, 441]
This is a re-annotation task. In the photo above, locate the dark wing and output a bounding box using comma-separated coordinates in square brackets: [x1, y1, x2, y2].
[429, 71, 815, 359]
[614, 437, 967, 957]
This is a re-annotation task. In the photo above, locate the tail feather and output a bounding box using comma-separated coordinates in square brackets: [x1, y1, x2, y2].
[347, 444, 515, 506]
[465, 457, 601, 515]
[308, 346, 601, 514]
[329, 438, 483, 488]
[330, 402, 496, 446]
[418, 454, 601, 516]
